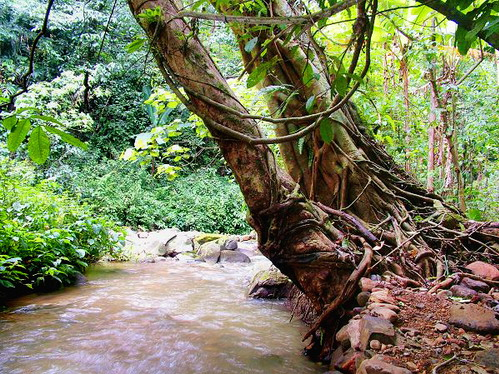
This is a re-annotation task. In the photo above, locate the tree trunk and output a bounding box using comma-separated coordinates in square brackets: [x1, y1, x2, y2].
[127, 0, 498, 359]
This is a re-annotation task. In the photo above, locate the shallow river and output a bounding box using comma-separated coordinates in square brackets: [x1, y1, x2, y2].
[0, 260, 322, 374]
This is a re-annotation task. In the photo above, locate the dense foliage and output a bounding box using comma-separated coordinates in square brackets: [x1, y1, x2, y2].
[0, 158, 124, 300]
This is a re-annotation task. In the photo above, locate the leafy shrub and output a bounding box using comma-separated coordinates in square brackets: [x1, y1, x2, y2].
[51, 156, 250, 234]
[0, 158, 124, 299]
[157, 169, 250, 234]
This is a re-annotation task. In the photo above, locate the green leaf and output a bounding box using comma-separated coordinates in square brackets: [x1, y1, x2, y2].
[305, 95, 316, 113]
[247, 63, 269, 88]
[2, 116, 17, 131]
[244, 37, 259, 53]
[7, 119, 31, 152]
[302, 63, 315, 86]
[319, 118, 334, 144]
[28, 126, 50, 164]
[297, 136, 306, 154]
[30, 114, 64, 126]
[125, 38, 146, 53]
[455, 25, 473, 55]
[0, 279, 15, 288]
[44, 125, 88, 150]
[334, 74, 348, 96]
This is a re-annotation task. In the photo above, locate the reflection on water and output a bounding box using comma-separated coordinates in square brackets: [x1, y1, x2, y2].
[0, 261, 322, 374]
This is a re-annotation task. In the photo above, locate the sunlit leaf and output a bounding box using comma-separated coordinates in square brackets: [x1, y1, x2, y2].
[44, 125, 88, 150]
[7, 119, 31, 152]
[28, 126, 50, 164]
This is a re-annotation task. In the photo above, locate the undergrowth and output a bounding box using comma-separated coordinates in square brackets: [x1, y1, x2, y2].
[0, 158, 125, 301]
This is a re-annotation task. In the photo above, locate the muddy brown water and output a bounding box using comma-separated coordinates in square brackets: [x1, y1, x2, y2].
[0, 261, 322, 374]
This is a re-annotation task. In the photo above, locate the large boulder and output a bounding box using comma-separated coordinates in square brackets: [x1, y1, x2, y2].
[248, 267, 293, 299]
[193, 233, 227, 251]
[219, 250, 251, 263]
[236, 241, 260, 257]
[198, 241, 221, 264]
[125, 228, 180, 258]
[163, 231, 200, 255]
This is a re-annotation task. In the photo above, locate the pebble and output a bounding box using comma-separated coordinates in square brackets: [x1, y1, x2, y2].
[370, 339, 381, 350]
[435, 323, 448, 332]
[406, 361, 418, 371]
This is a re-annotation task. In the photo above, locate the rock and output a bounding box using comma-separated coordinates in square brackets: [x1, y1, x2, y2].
[360, 277, 377, 292]
[474, 348, 499, 371]
[367, 303, 400, 312]
[247, 268, 292, 299]
[236, 241, 259, 257]
[449, 303, 499, 334]
[370, 340, 381, 350]
[357, 292, 371, 306]
[356, 356, 412, 374]
[221, 239, 238, 251]
[344, 315, 395, 351]
[369, 307, 398, 323]
[333, 348, 366, 373]
[126, 228, 180, 258]
[450, 285, 478, 299]
[465, 261, 499, 281]
[434, 323, 448, 332]
[164, 231, 200, 254]
[193, 233, 227, 247]
[460, 277, 490, 293]
[436, 289, 453, 298]
[219, 250, 251, 263]
[198, 241, 221, 264]
[405, 362, 418, 372]
[369, 290, 396, 305]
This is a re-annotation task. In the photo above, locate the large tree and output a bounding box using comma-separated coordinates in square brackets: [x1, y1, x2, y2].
[128, 0, 497, 358]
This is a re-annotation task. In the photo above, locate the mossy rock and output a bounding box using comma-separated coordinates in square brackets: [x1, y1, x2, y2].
[193, 233, 228, 250]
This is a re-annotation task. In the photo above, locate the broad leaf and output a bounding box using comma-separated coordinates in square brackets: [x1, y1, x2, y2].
[44, 125, 88, 150]
[7, 119, 31, 152]
[334, 74, 348, 96]
[28, 126, 50, 164]
[31, 114, 64, 126]
[244, 37, 259, 53]
[247, 63, 269, 88]
[126, 38, 146, 53]
[302, 63, 315, 86]
[2, 116, 17, 131]
[319, 118, 334, 144]
[305, 95, 316, 113]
